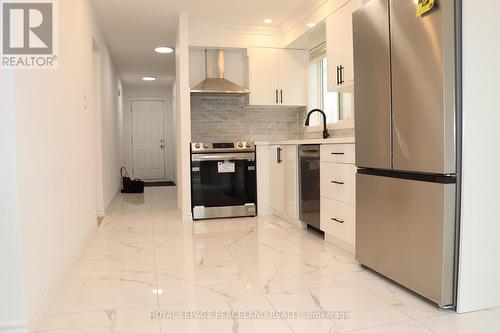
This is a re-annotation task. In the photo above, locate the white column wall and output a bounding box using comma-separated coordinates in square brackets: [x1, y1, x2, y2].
[457, 0, 500, 313]
[176, 13, 193, 221]
[0, 71, 29, 332]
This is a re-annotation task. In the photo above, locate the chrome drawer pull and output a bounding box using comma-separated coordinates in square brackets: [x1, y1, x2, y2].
[331, 218, 345, 224]
[331, 180, 345, 185]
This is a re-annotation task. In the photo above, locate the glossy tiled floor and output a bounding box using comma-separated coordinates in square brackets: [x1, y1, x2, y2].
[36, 187, 500, 332]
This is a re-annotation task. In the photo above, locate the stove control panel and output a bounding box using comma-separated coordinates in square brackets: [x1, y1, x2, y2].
[191, 142, 256, 153]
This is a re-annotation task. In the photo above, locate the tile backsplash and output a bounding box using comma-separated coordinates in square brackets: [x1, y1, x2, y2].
[191, 94, 354, 142]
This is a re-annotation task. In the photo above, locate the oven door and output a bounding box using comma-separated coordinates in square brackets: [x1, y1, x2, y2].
[191, 152, 256, 219]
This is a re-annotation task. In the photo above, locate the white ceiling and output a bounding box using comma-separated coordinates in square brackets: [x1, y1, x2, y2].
[90, 0, 310, 87]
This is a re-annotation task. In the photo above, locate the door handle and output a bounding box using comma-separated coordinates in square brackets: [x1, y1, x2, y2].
[276, 89, 279, 104]
[280, 89, 283, 104]
[339, 65, 345, 85]
[331, 152, 345, 155]
[336, 66, 340, 85]
[277, 147, 282, 164]
[331, 218, 345, 224]
[330, 181, 345, 185]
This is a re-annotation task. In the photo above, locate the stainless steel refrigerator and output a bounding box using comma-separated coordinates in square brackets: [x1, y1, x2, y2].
[353, 0, 460, 308]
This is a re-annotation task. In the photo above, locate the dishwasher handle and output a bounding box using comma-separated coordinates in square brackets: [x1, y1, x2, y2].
[299, 145, 320, 159]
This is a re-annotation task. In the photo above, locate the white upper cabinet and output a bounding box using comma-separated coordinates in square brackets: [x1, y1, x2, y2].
[278, 49, 308, 106]
[326, 0, 364, 91]
[248, 48, 279, 106]
[248, 48, 307, 106]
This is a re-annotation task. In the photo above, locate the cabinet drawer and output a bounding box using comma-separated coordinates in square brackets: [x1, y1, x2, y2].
[320, 197, 356, 245]
[321, 144, 355, 164]
[321, 162, 356, 204]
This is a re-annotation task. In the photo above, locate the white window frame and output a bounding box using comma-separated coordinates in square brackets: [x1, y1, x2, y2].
[307, 57, 354, 133]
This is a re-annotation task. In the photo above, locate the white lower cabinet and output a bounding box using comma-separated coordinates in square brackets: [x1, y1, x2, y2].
[320, 144, 357, 253]
[321, 198, 356, 246]
[269, 145, 299, 220]
[321, 162, 356, 205]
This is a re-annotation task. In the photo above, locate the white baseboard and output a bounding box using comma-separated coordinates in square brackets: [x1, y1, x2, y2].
[27, 223, 98, 332]
[96, 188, 121, 218]
[96, 209, 105, 218]
[0, 322, 29, 333]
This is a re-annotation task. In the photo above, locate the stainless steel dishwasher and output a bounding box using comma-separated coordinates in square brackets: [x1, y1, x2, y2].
[299, 145, 321, 229]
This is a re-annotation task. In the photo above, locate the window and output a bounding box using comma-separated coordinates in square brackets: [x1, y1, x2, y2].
[307, 44, 354, 129]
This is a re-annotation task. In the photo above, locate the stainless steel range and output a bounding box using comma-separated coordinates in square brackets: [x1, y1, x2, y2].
[191, 142, 257, 220]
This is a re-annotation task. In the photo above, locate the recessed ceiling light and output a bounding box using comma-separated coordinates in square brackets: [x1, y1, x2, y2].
[307, 22, 316, 28]
[155, 46, 174, 54]
[264, 19, 273, 24]
[142, 76, 157, 81]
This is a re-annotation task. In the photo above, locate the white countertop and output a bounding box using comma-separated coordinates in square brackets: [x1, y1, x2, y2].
[255, 137, 355, 146]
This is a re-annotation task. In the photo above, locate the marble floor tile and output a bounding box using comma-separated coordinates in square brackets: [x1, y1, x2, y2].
[154, 237, 237, 272]
[265, 284, 412, 332]
[67, 239, 156, 278]
[417, 307, 500, 333]
[356, 274, 449, 320]
[36, 307, 160, 333]
[346, 320, 432, 333]
[159, 295, 293, 333]
[46, 271, 158, 315]
[35, 187, 498, 333]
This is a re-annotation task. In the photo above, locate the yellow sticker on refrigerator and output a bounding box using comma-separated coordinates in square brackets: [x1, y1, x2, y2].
[417, 0, 435, 17]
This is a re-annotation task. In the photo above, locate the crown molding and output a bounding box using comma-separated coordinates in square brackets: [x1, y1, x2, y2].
[190, 22, 283, 36]
[281, 0, 328, 34]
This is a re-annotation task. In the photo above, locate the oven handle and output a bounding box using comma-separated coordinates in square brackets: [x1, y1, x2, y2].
[191, 153, 255, 162]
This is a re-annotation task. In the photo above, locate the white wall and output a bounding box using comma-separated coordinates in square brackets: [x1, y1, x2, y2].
[0, 0, 123, 329]
[457, 0, 500, 313]
[93, 26, 123, 216]
[0, 72, 29, 332]
[97, 47, 123, 213]
[123, 85, 176, 182]
[176, 13, 193, 221]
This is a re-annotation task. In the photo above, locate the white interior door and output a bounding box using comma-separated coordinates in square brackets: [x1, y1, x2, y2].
[131, 100, 165, 180]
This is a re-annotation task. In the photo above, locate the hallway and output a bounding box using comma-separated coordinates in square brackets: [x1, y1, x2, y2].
[35, 188, 499, 332]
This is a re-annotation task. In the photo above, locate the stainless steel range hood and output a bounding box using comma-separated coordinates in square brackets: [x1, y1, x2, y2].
[191, 49, 250, 95]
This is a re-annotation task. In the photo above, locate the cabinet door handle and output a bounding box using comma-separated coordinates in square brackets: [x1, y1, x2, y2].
[276, 89, 279, 104]
[336, 66, 340, 85]
[280, 89, 283, 104]
[331, 181, 345, 185]
[277, 147, 282, 164]
[331, 152, 345, 155]
[331, 218, 345, 224]
[340, 65, 345, 85]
